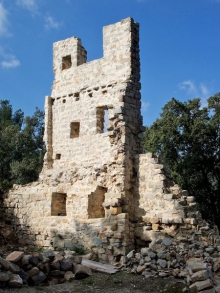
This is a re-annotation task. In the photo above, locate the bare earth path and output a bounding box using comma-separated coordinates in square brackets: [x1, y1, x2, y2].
[0, 271, 185, 293]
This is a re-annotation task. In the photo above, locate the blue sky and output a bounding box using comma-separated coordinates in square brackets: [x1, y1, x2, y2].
[0, 0, 220, 126]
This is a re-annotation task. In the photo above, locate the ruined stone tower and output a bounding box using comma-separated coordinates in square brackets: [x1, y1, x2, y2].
[3, 18, 202, 262]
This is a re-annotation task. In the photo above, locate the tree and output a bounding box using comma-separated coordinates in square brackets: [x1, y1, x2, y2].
[143, 93, 220, 229]
[0, 100, 45, 192]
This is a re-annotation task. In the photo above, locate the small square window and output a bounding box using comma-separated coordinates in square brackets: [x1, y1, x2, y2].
[62, 55, 72, 70]
[56, 154, 61, 160]
[70, 122, 80, 138]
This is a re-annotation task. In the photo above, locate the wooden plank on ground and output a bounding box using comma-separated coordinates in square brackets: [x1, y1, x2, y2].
[82, 258, 120, 274]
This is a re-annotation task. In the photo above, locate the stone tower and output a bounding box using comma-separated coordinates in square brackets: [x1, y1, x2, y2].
[3, 18, 201, 262]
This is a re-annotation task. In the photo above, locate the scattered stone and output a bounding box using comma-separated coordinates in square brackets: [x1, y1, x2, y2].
[27, 267, 40, 276]
[6, 251, 24, 263]
[0, 272, 9, 282]
[9, 262, 21, 274]
[0, 257, 10, 270]
[64, 271, 75, 281]
[193, 279, 213, 291]
[74, 264, 93, 279]
[29, 271, 46, 286]
[8, 274, 23, 288]
[191, 270, 209, 283]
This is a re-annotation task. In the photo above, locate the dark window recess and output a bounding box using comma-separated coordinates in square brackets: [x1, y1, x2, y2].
[56, 154, 61, 160]
[62, 55, 72, 70]
[70, 122, 80, 138]
[51, 193, 67, 216]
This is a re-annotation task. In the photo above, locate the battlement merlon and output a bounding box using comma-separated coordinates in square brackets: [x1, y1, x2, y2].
[53, 37, 87, 76]
[52, 17, 140, 86]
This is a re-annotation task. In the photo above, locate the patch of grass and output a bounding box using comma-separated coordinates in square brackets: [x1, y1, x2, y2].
[37, 247, 44, 253]
[71, 246, 86, 255]
[163, 283, 185, 293]
[34, 286, 47, 291]
[82, 278, 94, 285]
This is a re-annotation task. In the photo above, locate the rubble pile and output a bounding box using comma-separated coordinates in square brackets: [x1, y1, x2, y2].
[0, 250, 92, 288]
[123, 234, 220, 293]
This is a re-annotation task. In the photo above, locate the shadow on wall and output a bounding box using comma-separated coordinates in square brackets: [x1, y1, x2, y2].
[0, 192, 37, 250]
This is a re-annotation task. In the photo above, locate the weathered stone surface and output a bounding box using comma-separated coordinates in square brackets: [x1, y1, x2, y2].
[29, 271, 46, 286]
[136, 265, 146, 274]
[188, 261, 207, 272]
[157, 259, 167, 268]
[215, 285, 220, 293]
[29, 256, 39, 266]
[200, 289, 215, 293]
[27, 267, 40, 276]
[50, 259, 60, 270]
[0, 272, 9, 282]
[43, 250, 55, 261]
[191, 270, 209, 283]
[8, 274, 23, 288]
[19, 269, 29, 284]
[9, 262, 21, 274]
[74, 264, 92, 279]
[0, 257, 10, 269]
[60, 260, 73, 271]
[194, 279, 213, 291]
[6, 251, 24, 263]
[64, 271, 75, 281]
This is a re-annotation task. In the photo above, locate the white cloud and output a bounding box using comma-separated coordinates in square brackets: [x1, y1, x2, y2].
[1, 58, 20, 68]
[44, 16, 62, 30]
[0, 2, 10, 37]
[178, 80, 211, 107]
[178, 80, 197, 96]
[142, 102, 150, 111]
[0, 47, 20, 69]
[16, 0, 38, 13]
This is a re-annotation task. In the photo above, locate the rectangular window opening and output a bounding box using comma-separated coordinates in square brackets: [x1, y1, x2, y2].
[51, 193, 67, 216]
[96, 107, 109, 133]
[62, 55, 72, 70]
[70, 122, 80, 138]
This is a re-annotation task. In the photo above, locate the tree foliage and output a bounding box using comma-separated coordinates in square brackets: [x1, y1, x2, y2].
[143, 93, 220, 229]
[0, 100, 45, 192]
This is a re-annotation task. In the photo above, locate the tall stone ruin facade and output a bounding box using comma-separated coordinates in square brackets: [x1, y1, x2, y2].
[2, 18, 203, 262]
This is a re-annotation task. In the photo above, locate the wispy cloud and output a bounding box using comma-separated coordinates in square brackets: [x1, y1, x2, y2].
[0, 47, 20, 69]
[0, 2, 10, 37]
[1, 58, 20, 68]
[142, 101, 150, 111]
[178, 80, 197, 96]
[16, 0, 38, 14]
[178, 80, 211, 107]
[44, 15, 62, 30]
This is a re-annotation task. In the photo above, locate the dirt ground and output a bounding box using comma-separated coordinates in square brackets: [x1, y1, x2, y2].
[0, 271, 186, 293]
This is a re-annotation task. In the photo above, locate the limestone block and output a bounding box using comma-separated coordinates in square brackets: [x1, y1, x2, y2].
[191, 270, 209, 283]
[193, 279, 213, 291]
[110, 207, 122, 215]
